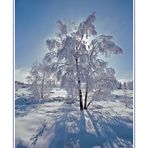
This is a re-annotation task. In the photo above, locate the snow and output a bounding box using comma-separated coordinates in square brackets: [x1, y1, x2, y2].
[15, 87, 133, 148]
[112, 89, 133, 97]
[15, 87, 31, 99]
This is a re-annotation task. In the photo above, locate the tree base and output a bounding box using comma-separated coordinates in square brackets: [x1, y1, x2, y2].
[84, 107, 87, 110]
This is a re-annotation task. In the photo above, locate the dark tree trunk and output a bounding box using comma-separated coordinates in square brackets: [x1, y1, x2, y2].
[75, 58, 83, 110]
[84, 91, 88, 109]
[84, 83, 88, 109]
[78, 82, 83, 110]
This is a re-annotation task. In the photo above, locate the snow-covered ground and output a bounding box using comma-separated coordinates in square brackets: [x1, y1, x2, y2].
[15, 88, 133, 148]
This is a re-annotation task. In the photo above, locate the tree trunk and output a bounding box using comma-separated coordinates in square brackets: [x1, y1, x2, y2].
[84, 83, 88, 109]
[41, 92, 43, 99]
[75, 35, 84, 110]
[78, 81, 83, 110]
[75, 58, 83, 110]
[84, 47, 95, 110]
[41, 71, 45, 99]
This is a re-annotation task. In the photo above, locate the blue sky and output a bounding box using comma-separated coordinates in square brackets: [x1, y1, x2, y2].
[15, 0, 133, 80]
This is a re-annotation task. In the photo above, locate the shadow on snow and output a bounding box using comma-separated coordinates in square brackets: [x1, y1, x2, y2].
[41, 104, 133, 148]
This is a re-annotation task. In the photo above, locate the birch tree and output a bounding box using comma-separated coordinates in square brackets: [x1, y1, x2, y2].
[44, 12, 123, 110]
[27, 60, 53, 99]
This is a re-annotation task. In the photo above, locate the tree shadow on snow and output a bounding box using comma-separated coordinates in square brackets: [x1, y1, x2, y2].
[86, 110, 133, 148]
[30, 103, 133, 148]
[48, 107, 104, 148]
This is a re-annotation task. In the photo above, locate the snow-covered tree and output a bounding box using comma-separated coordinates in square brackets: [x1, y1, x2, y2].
[27, 60, 54, 99]
[127, 80, 133, 90]
[117, 81, 122, 89]
[44, 12, 123, 110]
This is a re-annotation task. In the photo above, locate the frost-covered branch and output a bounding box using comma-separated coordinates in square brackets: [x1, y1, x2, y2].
[40, 12, 123, 110]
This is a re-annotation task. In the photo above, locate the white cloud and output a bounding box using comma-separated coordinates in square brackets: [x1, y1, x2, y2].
[15, 68, 30, 83]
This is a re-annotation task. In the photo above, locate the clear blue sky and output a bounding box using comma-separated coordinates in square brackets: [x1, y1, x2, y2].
[15, 0, 133, 80]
